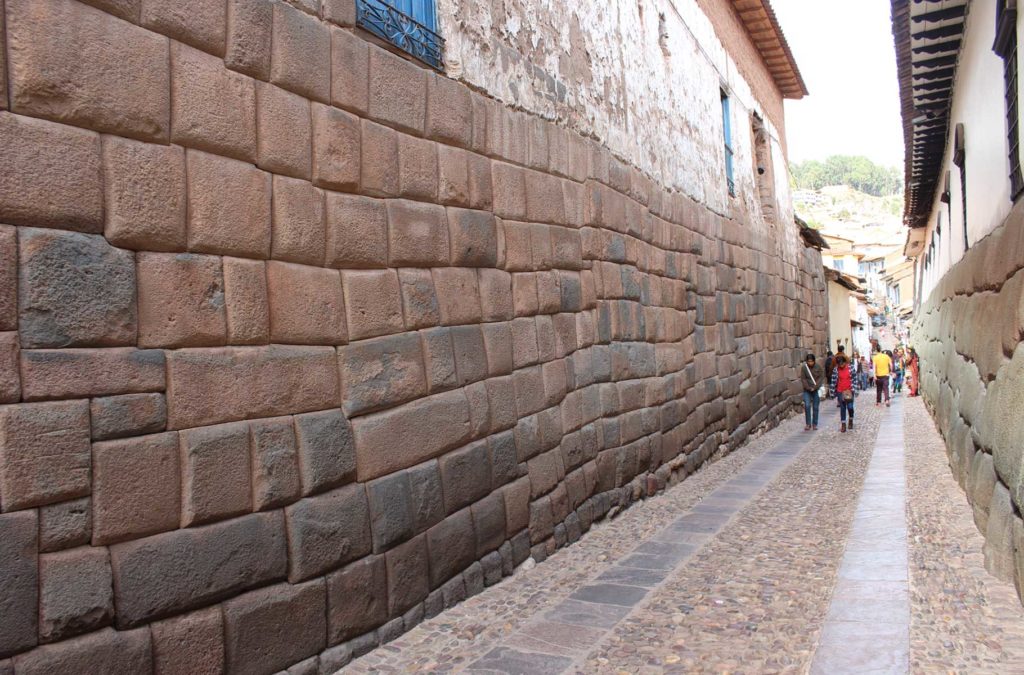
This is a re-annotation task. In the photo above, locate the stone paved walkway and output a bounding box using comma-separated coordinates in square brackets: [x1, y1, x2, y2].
[343, 394, 1024, 674]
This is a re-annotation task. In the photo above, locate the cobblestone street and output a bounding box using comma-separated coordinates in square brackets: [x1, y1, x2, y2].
[345, 395, 1024, 674]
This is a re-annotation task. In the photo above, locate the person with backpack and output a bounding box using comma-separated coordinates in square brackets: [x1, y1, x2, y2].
[830, 352, 856, 432]
[800, 353, 825, 431]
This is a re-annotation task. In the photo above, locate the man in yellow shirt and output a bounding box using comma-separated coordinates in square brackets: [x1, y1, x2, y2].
[872, 348, 892, 407]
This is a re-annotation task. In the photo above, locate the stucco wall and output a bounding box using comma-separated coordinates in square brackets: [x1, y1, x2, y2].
[912, 199, 1024, 601]
[0, 0, 827, 671]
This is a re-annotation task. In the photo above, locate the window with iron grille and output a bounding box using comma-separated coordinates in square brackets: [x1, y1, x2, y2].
[994, 0, 1023, 200]
[721, 89, 735, 197]
[356, 0, 443, 69]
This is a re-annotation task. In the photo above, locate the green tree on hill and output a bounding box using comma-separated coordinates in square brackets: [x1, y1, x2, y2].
[790, 155, 902, 197]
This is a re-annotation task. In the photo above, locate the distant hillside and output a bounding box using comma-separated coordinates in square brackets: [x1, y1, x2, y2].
[793, 185, 904, 249]
[791, 155, 902, 198]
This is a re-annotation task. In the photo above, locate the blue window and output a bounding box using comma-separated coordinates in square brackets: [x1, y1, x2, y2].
[356, 0, 444, 69]
[721, 89, 735, 197]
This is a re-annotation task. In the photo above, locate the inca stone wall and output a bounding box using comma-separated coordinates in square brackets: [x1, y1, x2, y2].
[0, 0, 826, 672]
[912, 200, 1024, 602]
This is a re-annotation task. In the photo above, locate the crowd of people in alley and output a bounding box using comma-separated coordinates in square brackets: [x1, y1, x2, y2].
[799, 341, 919, 433]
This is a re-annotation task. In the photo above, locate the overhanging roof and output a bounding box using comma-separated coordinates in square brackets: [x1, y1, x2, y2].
[891, 0, 969, 228]
[732, 0, 809, 99]
[796, 216, 829, 249]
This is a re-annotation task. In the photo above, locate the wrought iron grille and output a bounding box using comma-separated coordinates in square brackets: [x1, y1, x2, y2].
[356, 0, 444, 70]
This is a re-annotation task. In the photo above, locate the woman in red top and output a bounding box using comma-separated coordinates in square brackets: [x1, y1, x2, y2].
[830, 353, 856, 432]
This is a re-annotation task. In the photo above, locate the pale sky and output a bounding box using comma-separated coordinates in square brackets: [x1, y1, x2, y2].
[770, 0, 905, 170]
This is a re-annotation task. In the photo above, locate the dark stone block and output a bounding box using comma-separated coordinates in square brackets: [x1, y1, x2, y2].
[543, 598, 631, 629]
[553, 522, 567, 548]
[402, 602, 424, 631]
[366, 471, 413, 552]
[377, 617, 404, 645]
[423, 589, 444, 620]
[472, 491, 507, 557]
[407, 459, 445, 533]
[569, 583, 648, 607]
[464, 562, 484, 597]
[528, 495, 554, 544]
[294, 410, 356, 496]
[499, 540, 515, 576]
[596, 565, 669, 588]
[510, 530, 531, 566]
[0, 510, 38, 656]
[564, 512, 582, 543]
[488, 430, 519, 489]
[326, 555, 388, 645]
[469, 646, 572, 675]
[384, 535, 429, 616]
[426, 508, 476, 588]
[438, 441, 490, 514]
[285, 484, 371, 582]
[531, 542, 548, 563]
[481, 551, 503, 586]
[439, 574, 466, 609]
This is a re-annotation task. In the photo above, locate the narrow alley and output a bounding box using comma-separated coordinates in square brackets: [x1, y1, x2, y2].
[346, 395, 1024, 674]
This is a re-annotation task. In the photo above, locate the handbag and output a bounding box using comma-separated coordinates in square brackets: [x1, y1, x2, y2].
[804, 363, 825, 398]
[842, 389, 854, 402]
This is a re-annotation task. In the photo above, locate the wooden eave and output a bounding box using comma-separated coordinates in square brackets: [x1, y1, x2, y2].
[731, 0, 809, 99]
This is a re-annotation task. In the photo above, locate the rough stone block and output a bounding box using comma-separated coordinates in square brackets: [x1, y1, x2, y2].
[504, 477, 531, 534]
[225, 0, 273, 79]
[18, 228, 136, 349]
[0, 510, 37, 656]
[271, 176, 325, 267]
[327, 555, 387, 645]
[468, 152, 494, 210]
[325, 192, 389, 269]
[294, 409, 356, 496]
[8, 0, 169, 141]
[479, 270, 515, 323]
[486, 375, 517, 432]
[223, 257, 270, 345]
[986, 481, 1017, 583]
[258, 82, 312, 179]
[91, 432, 179, 545]
[308, 106, 359, 195]
[166, 346, 339, 429]
[388, 200, 450, 267]
[39, 547, 113, 643]
[385, 534, 430, 616]
[366, 471, 414, 552]
[137, 252, 226, 348]
[489, 431, 519, 491]
[267, 262, 347, 344]
[271, 2, 331, 102]
[331, 26, 369, 114]
[426, 74, 472, 147]
[399, 460, 441, 535]
[285, 484, 371, 582]
[438, 145, 470, 207]
[525, 170, 566, 225]
[0, 113, 102, 232]
[249, 417, 301, 511]
[448, 208, 498, 267]
[20, 348, 164, 403]
[398, 133, 439, 200]
[102, 136, 187, 252]
[420, 327, 457, 393]
[110, 511, 287, 627]
[187, 149, 271, 257]
[0, 334, 19, 404]
[180, 422, 252, 527]
[342, 270, 404, 341]
[368, 46, 427, 134]
[90, 393, 166, 442]
[491, 162, 527, 220]
[224, 580, 327, 675]
[171, 42, 256, 161]
[439, 441, 491, 514]
[151, 607, 224, 675]
[361, 119, 400, 197]
[450, 325, 488, 386]
[0, 228, 14, 332]
[39, 498, 91, 553]
[0, 400, 90, 512]
[395, 269, 438, 330]
[427, 508, 476, 588]
[141, 0, 225, 55]
[11, 627, 150, 675]
[340, 332, 426, 416]
[433, 268, 483, 326]
[472, 491, 507, 557]
[353, 390, 471, 480]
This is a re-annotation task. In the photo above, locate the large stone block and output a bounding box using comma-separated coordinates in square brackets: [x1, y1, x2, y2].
[331, 26, 369, 114]
[151, 607, 224, 675]
[224, 580, 327, 675]
[327, 555, 388, 645]
[294, 409, 356, 496]
[339, 332, 427, 416]
[273, 176, 326, 267]
[985, 481, 1016, 583]
[0, 334, 18, 404]
[243, 419, 299, 516]
[448, 208, 498, 268]
[284, 483, 371, 582]
[11, 627, 150, 675]
[385, 534, 430, 616]
[368, 45, 426, 135]
[267, 262, 347, 344]
[38, 498, 91, 553]
[388, 200, 450, 267]
[258, 82, 312, 179]
[141, 0, 225, 55]
[92, 431, 180, 545]
[102, 136, 187, 252]
[225, 0, 273, 79]
[20, 348, 164, 402]
[398, 269, 441, 329]
[7, 0, 169, 141]
[312, 102, 360, 191]
[408, 460, 445, 533]
[166, 346, 339, 429]
[110, 511, 287, 626]
[137, 253, 226, 348]
[433, 268, 483, 326]
[0, 228, 14, 332]
[426, 74, 472, 148]
[426, 508, 476, 588]
[270, 2, 331, 102]
[472, 491, 507, 557]
[38, 547, 113, 643]
[353, 390, 472, 480]
[361, 119, 400, 197]
[0, 113, 102, 232]
[186, 150, 271, 258]
[342, 270, 404, 341]
[398, 133, 439, 201]
[180, 422, 253, 526]
[171, 42, 256, 161]
[325, 192, 388, 269]
[18, 228, 136, 349]
[0, 510, 37, 656]
[0, 400, 90, 512]
[223, 257, 271, 345]
[366, 470, 414, 553]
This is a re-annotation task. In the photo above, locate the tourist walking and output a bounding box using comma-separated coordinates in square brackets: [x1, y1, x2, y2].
[873, 347, 892, 407]
[830, 352, 856, 432]
[908, 347, 920, 397]
[823, 351, 835, 399]
[800, 353, 825, 431]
